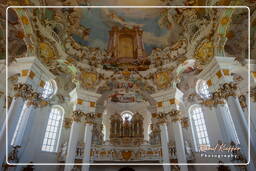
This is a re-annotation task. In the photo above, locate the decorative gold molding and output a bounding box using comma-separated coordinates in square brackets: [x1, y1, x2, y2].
[181, 117, 189, 128]
[63, 118, 72, 128]
[250, 86, 256, 102]
[26, 92, 48, 107]
[168, 109, 182, 122]
[84, 112, 95, 124]
[156, 112, 168, 124]
[219, 82, 237, 99]
[238, 95, 247, 109]
[13, 83, 33, 99]
[72, 110, 84, 122]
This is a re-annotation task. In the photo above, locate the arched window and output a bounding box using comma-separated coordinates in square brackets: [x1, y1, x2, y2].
[42, 106, 64, 152]
[42, 80, 56, 99]
[121, 111, 133, 122]
[189, 105, 210, 150]
[196, 79, 211, 99]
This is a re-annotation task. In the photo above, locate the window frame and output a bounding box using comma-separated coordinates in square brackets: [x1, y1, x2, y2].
[41, 106, 64, 152]
[189, 104, 210, 151]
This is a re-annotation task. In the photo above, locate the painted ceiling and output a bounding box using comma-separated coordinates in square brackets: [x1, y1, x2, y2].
[1, 0, 256, 105]
[71, 8, 169, 55]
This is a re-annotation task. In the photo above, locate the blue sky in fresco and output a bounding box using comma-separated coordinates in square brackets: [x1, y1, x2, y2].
[73, 8, 169, 55]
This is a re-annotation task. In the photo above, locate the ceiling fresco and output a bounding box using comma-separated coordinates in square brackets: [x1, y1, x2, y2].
[1, 0, 256, 106]
[73, 8, 171, 55]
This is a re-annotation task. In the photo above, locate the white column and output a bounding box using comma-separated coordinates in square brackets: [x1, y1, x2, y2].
[64, 119, 82, 171]
[226, 96, 256, 170]
[0, 97, 26, 164]
[159, 123, 171, 171]
[172, 121, 188, 171]
[214, 104, 239, 144]
[82, 123, 93, 171]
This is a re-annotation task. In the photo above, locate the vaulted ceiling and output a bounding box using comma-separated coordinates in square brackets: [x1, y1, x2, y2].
[1, 0, 255, 107]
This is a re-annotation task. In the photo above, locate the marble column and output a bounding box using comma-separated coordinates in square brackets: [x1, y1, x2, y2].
[66, 88, 101, 171]
[82, 122, 93, 171]
[159, 122, 171, 171]
[64, 111, 83, 171]
[0, 97, 26, 164]
[169, 111, 188, 171]
[214, 103, 240, 144]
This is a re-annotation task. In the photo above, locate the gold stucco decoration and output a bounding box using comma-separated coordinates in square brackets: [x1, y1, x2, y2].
[194, 40, 214, 64]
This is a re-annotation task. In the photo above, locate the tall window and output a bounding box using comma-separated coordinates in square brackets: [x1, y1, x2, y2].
[189, 105, 210, 150]
[42, 80, 55, 99]
[196, 79, 211, 99]
[42, 106, 63, 152]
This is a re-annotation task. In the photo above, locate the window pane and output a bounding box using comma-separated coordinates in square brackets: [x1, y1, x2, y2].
[190, 106, 210, 148]
[41, 107, 63, 152]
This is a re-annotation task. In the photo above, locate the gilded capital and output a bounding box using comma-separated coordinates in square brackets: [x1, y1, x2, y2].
[156, 112, 168, 124]
[72, 110, 85, 122]
[219, 82, 237, 99]
[200, 90, 224, 108]
[13, 83, 33, 100]
[27, 92, 48, 107]
[84, 112, 95, 124]
[168, 109, 182, 122]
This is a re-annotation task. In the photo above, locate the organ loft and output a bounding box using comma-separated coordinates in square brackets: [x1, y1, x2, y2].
[110, 112, 144, 146]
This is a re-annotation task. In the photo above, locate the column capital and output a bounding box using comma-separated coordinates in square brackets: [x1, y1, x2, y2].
[13, 83, 33, 99]
[84, 112, 95, 125]
[200, 90, 225, 108]
[168, 109, 182, 122]
[26, 92, 49, 107]
[72, 110, 85, 122]
[156, 113, 168, 124]
[219, 82, 237, 98]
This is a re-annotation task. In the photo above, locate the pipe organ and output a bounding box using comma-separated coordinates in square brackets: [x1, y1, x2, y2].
[109, 112, 144, 146]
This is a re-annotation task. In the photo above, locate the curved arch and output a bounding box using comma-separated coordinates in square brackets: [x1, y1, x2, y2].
[195, 79, 210, 99]
[120, 110, 134, 121]
[42, 79, 57, 99]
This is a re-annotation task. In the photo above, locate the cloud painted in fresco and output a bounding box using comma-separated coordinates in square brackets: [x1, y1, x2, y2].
[90, 39, 106, 49]
[143, 31, 170, 47]
[78, 8, 171, 53]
